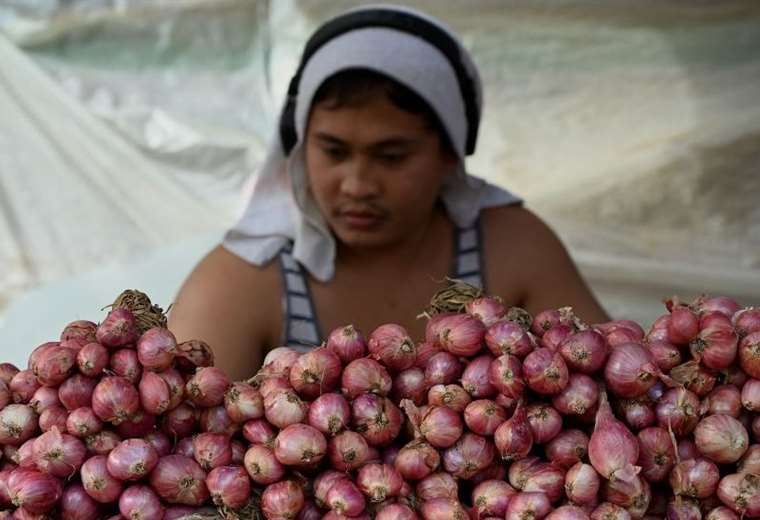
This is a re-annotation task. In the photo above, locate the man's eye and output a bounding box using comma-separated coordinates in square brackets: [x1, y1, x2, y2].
[323, 147, 347, 160]
[378, 153, 405, 164]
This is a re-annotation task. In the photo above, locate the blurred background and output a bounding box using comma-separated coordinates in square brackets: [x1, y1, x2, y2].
[1, 0, 759, 366]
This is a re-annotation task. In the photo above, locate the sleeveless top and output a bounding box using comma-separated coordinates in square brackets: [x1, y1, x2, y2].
[278, 217, 485, 351]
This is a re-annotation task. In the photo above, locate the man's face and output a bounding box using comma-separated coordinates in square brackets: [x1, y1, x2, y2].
[304, 94, 457, 251]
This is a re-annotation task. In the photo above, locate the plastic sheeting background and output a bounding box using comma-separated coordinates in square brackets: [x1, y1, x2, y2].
[1, 0, 759, 365]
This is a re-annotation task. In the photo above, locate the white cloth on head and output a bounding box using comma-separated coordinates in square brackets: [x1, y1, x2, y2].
[223, 4, 522, 282]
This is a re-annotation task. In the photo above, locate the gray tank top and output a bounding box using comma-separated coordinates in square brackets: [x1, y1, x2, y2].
[278, 217, 485, 350]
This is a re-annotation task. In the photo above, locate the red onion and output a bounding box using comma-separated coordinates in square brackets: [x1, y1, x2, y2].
[678, 439, 699, 461]
[667, 301, 700, 345]
[136, 327, 176, 371]
[91, 377, 139, 425]
[735, 308, 760, 337]
[149, 455, 209, 506]
[489, 354, 525, 398]
[262, 480, 304, 520]
[351, 394, 402, 447]
[706, 506, 740, 520]
[426, 312, 486, 357]
[0, 380, 10, 410]
[395, 439, 440, 481]
[289, 347, 342, 399]
[376, 504, 419, 520]
[0, 405, 38, 446]
[420, 405, 464, 448]
[8, 468, 63, 513]
[80, 455, 123, 503]
[636, 427, 675, 482]
[670, 457, 720, 498]
[656, 387, 700, 436]
[244, 444, 285, 485]
[186, 367, 230, 407]
[415, 340, 443, 368]
[523, 348, 569, 395]
[420, 497, 470, 520]
[16, 439, 35, 468]
[242, 418, 275, 446]
[35, 346, 77, 387]
[58, 374, 97, 411]
[689, 312, 737, 370]
[416, 472, 458, 500]
[466, 295, 507, 326]
[589, 391, 639, 484]
[60, 482, 100, 520]
[61, 319, 97, 343]
[341, 358, 392, 399]
[520, 462, 566, 502]
[314, 470, 347, 507]
[221, 382, 262, 424]
[546, 429, 589, 468]
[328, 430, 369, 471]
[137, 371, 171, 415]
[603, 475, 650, 517]
[464, 399, 506, 437]
[424, 352, 463, 386]
[357, 463, 403, 502]
[565, 462, 600, 504]
[692, 295, 741, 317]
[38, 406, 68, 433]
[368, 324, 416, 371]
[647, 340, 682, 372]
[118, 485, 164, 520]
[260, 347, 301, 377]
[743, 378, 760, 412]
[29, 386, 60, 414]
[296, 499, 322, 520]
[717, 473, 760, 517]
[393, 367, 427, 405]
[76, 343, 109, 378]
[559, 330, 608, 374]
[109, 349, 141, 384]
[264, 389, 307, 429]
[142, 431, 171, 457]
[206, 465, 250, 509]
[472, 479, 516, 517]
[485, 320, 535, 358]
[461, 354, 497, 398]
[28, 342, 58, 374]
[427, 384, 472, 412]
[96, 308, 139, 348]
[495, 403, 533, 461]
[10, 370, 40, 404]
[0, 363, 19, 386]
[85, 430, 121, 456]
[161, 403, 198, 439]
[326, 478, 365, 516]
[547, 505, 592, 520]
[505, 491, 552, 520]
[32, 427, 86, 477]
[174, 339, 214, 372]
[542, 324, 576, 352]
[308, 392, 350, 435]
[604, 343, 658, 398]
[106, 438, 158, 481]
[327, 325, 367, 363]
[116, 410, 156, 438]
[591, 503, 632, 520]
[274, 423, 327, 467]
[527, 403, 563, 444]
[553, 373, 599, 416]
[156, 368, 185, 410]
[199, 405, 238, 435]
[443, 432, 494, 479]
[694, 414, 749, 463]
[192, 433, 231, 470]
[703, 384, 742, 418]
[617, 396, 656, 431]
[533, 309, 564, 336]
[740, 332, 760, 379]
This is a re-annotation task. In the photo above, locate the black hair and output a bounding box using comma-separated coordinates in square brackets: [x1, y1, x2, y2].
[310, 68, 455, 156]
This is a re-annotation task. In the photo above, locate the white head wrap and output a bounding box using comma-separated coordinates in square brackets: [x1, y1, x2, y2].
[223, 4, 521, 282]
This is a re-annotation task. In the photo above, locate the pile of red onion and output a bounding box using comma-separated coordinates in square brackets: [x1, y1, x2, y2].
[0, 291, 759, 520]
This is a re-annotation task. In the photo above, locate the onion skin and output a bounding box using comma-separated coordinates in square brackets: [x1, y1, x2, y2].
[244, 445, 285, 485]
[289, 347, 342, 399]
[327, 325, 367, 364]
[443, 432, 494, 480]
[428, 384, 472, 413]
[8, 468, 63, 514]
[523, 348, 570, 395]
[472, 479, 516, 517]
[636, 427, 675, 482]
[717, 472, 760, 517]
[0, 405, 38, 446]
[559, 330, 609, 374]
[118, 485, 165, 520]
[485, 320, 535, 358]
[80, 455, 123, 503]
[565, 462, 600, 505]
[546, 429, 589, 469]
[395, 439, 440, 481]
[328, 431, 369, 471]
[591, 503, 632, 520]
[96, 308, 139, 348]
[505, 491, 552, 520]
[261, 480, 305, 520]
[416, 472, 459, 501]
[495, 403, 533, 462]
[186, 367, 230, 408]
[136, 327, 177, 371]
[357, 463, 403, 503]
[351, 394, 402, 447]
[461, 354, 497, 398]
[274, 424, 327, 467]
[308, 393, 351, 436]
[670, 458, 720, 499]
[426, 312, 486, 357]
[60, 482, 100, 520]
[91, 377, 139, 425]
[368, 324, 417, 372]
[489, 354, 525, 398]
[76, 343, 109, 378]
[420, 406, 464, 448]
[341, 359, 392, 399]
[740, 332, 760, 379]
[420, 497, 471, 520]
[526, 403, 563, 444]
[376, 504, 419, 520]
[192, 432, 232, 471]
[603, 343, 658, 398]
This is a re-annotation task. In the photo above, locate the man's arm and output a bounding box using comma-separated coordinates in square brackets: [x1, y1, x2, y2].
[168, 245, 281, 381]
[484, 206, 610, 325]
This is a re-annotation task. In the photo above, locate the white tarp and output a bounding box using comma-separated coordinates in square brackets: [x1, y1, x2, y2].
[1, 0, 759, 365]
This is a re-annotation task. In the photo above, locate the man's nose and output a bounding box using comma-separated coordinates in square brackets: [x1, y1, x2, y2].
[340, 160, 380, 199]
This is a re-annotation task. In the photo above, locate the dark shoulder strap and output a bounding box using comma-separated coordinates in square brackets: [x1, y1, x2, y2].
[450, 216, 486, 291]
[278, 244, 324, 350]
